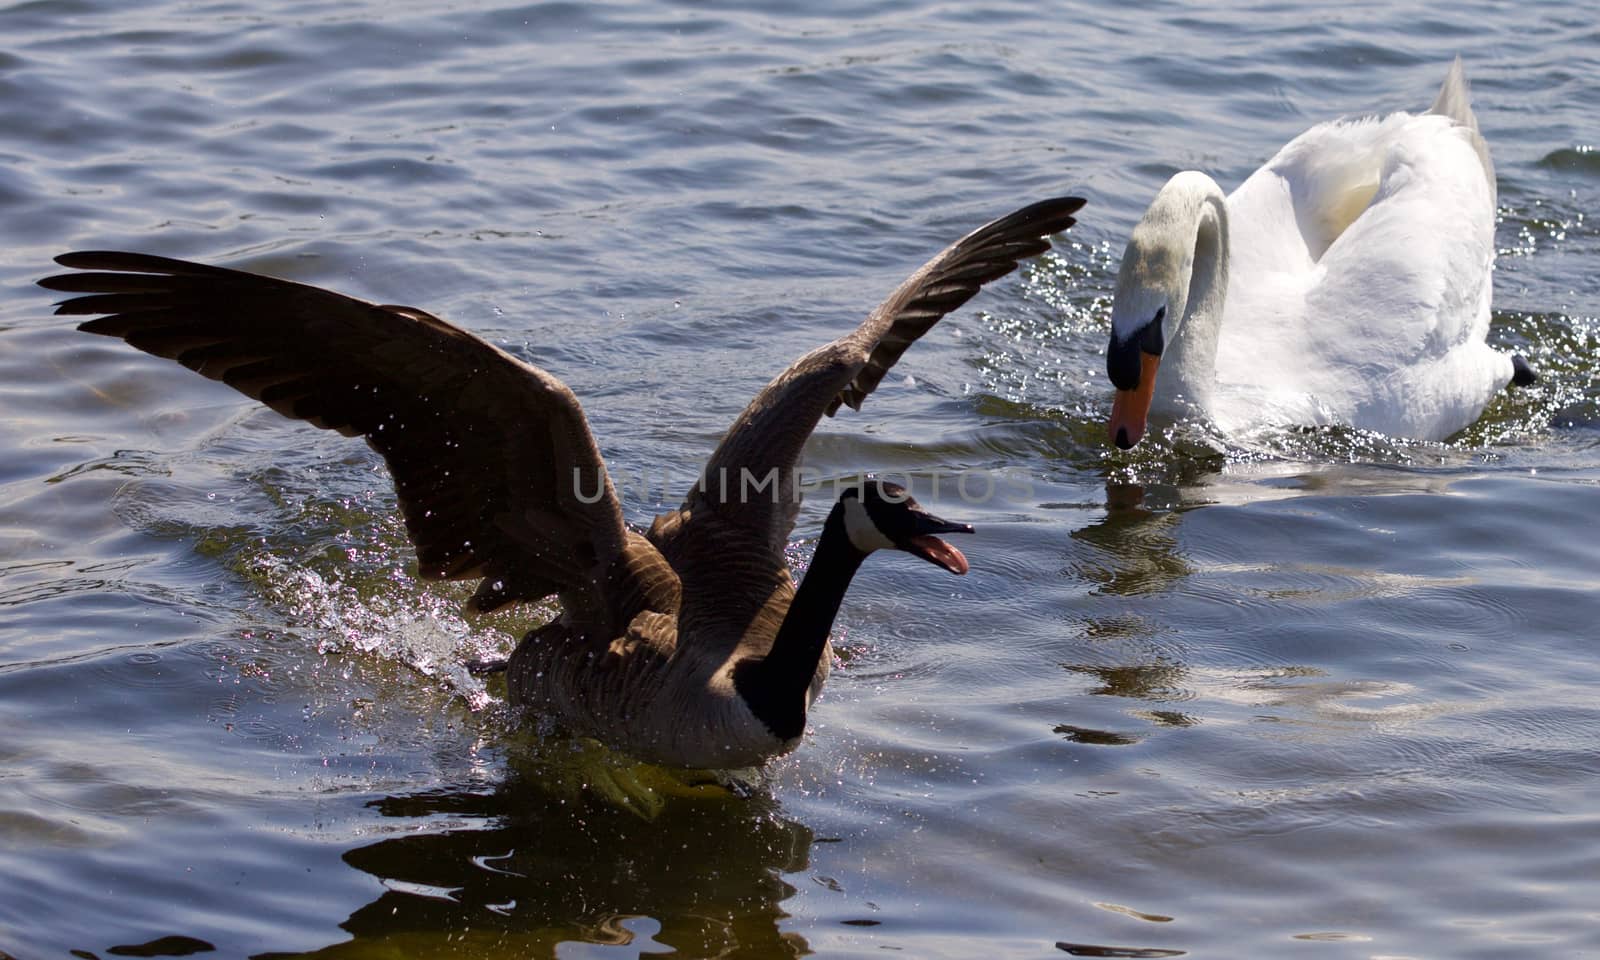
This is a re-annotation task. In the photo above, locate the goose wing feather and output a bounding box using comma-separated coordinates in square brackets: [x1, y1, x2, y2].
[40, 251, 664, 629]
[680, 196, 1084, 558]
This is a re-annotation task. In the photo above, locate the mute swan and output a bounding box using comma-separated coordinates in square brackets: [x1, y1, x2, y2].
[41, 197, 1083, 769]
[1106, 59, 1534, 450]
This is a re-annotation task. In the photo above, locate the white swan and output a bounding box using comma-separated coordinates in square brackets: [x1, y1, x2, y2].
[1105, 59, 1534, 450]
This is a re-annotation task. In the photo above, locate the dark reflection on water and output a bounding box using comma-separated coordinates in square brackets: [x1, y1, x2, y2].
[1068, 483, 1190, 597]
[105, 935, 218, 957]
[1064, 662, 1188, 704]
[1055, 943, 1185, 958]
[260, 770, 813, 958]
[1052, 723, 1140, 746]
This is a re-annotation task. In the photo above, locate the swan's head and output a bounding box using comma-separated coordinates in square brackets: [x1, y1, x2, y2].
[1107, 299, 1169, 450]
[1104, 171, 1228, 450]
[837, 480, 971, 574]
[1106, 231, 1183, 450]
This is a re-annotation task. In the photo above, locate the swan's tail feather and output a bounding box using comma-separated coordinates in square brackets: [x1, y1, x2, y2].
[1429, 56, 1495, 201]
[1428, 57, 1476, 129]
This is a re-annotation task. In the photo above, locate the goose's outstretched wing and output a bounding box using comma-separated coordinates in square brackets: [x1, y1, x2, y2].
[40, 252, 674, 628]
[681, 196, 1084, 556]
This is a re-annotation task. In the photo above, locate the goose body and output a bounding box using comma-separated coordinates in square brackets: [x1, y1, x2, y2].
[1106, 60, 1531, 449]
[42, 196, 1083, 768]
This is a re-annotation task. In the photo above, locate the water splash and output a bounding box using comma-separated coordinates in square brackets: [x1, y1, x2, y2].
[248, 551, 519, 712]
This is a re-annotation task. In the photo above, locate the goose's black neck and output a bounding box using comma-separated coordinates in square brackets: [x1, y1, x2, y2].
[733, 504, 866, 742]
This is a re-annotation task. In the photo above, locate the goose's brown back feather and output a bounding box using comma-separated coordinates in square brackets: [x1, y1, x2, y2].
[39, 251, 668, 636]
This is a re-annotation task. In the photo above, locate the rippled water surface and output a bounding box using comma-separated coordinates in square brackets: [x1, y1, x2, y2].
[3, 1, 1598, 957]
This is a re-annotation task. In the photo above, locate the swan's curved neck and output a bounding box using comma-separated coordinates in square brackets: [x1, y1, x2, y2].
[1118, 171, 1231, 416]
[733, 504, 865, 742]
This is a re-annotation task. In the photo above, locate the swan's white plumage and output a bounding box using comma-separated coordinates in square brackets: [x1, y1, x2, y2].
[1113, 60, 1516, 443]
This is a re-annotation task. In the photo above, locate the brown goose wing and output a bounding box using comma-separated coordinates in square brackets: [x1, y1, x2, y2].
[681, 196, 1085, 550]
[40, 251, 669, 627]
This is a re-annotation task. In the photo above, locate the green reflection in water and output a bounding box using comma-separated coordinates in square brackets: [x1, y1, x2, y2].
[260, 766, 814, 959]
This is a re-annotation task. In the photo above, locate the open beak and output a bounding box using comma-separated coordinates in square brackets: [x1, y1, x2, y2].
[1108, 352, 1160, 450]
[904, 512, 973, 575]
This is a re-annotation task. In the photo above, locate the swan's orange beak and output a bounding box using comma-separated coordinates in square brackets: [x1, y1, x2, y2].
[1108, 352, 1160, 450]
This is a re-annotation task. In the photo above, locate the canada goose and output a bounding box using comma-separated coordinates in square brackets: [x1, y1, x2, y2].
[41, 195, 1084, 768]
[1106, 60, 1534, 451]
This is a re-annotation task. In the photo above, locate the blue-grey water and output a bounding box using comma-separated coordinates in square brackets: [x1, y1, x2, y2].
[3, 1, 1598, 957]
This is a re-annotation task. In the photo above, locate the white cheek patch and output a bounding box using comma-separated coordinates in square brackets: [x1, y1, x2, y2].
[842, 497, 896, 553]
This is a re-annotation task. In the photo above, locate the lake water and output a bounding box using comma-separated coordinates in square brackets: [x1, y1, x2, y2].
[2, 0, 1598, 957]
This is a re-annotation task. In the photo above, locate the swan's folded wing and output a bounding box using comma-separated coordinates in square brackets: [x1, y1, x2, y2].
[681, 196, 1084, 557]
[40, 251, 673, 628]
[1299, 112, 1502, 437]
[1308, 113, 1496, 367]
